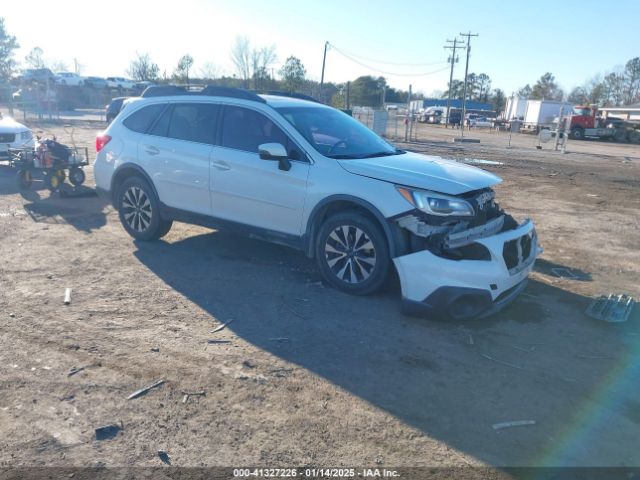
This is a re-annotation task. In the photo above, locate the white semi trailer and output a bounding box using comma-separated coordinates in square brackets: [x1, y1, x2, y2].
[522, 100, 574, 132]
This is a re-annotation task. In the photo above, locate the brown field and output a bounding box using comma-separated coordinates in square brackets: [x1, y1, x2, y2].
[1, 117, 639, 471]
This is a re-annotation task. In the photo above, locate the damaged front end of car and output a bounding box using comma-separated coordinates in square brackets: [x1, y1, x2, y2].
[391, 186, 542, 320]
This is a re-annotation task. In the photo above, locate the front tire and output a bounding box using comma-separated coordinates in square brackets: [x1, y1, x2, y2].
[315, 212, 390, 295]
[117, 177, 172, 240]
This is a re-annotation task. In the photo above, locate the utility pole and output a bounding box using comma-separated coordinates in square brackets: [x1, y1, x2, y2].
[320, 41, 329, 103]
[346, 81, 350, 110]
[459, 31, 479, 137]
[444, 38, 464, 128]
[405, 84, 412, 141]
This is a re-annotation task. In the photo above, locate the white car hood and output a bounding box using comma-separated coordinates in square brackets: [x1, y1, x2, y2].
[338, 151, 501, 195]
[0, 117, 29, 134]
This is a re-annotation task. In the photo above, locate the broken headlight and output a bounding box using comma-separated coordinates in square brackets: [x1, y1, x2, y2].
[396, 187, 475, 217]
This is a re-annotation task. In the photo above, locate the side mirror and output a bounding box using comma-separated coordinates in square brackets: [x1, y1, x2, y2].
[258, 142, 291, 171]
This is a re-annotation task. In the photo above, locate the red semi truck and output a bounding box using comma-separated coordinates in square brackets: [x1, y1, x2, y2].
[566, 106, 640, 144]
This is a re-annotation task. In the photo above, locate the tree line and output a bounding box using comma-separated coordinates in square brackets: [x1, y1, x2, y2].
[2, 16, 639, 110]
[514, 59, 640, 107]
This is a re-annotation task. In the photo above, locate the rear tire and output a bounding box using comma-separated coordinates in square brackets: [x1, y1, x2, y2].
[69, 167, 85, 186]
[116, 177, 172, 240]
[315, 212, 390, 295]
[570, 127, 584, 140]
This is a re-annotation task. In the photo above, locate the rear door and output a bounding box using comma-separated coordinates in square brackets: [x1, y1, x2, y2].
[139, 102, 218, 216]
[210, 105, 310, 236]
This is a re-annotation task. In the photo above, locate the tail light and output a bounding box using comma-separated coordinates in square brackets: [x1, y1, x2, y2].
[96, 134, 112, 152]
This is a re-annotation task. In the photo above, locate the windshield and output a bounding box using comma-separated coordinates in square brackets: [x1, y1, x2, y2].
[275, 106, 402, 159]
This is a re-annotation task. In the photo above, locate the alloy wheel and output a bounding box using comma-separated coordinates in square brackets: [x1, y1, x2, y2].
[324, 225, 377, 284]
[122, 186, 153, 233]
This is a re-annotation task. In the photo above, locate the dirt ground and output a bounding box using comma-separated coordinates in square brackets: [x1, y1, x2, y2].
[0, 118, 639, 472]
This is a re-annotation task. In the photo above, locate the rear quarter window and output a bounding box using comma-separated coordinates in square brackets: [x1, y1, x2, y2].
[122, 104, 166, 133]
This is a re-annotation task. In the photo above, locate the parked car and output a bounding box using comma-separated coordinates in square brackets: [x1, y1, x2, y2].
[94, 87, 540, 319]
[20, 68, 56, 84]
[469, 116, 495, 128]
[134, 80, 156, 91]
[0, 114, 35, 160]
[105, 96, 131, 123]
[55, 72, 85, 86]
[106, 77, 135, 90]
[83, 76, 108, 88]
[448, 111, 462, 126]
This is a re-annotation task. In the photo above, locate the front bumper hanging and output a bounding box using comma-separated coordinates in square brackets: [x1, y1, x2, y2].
[394, 219, 542, 320]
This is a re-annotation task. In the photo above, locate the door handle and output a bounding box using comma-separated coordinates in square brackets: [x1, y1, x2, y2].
[144, 145, 159, 156]
[212, 160, 231, 171]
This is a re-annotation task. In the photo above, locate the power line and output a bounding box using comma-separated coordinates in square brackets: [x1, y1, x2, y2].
[329, 43, 447, 67]
[330, 44, 449, 77]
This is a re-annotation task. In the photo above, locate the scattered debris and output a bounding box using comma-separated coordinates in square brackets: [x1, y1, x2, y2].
[481, 353, 525, 371]
[210, 319, 234, 334]
[585, 294, 635, 323]
[127, 380, 165, 400]
[181, 390, 205, 404]
[158, 450, 171, 465]
[269, 367, 295, 378]
[95, 423, 121, 440]
[207, 339, 231, 344]
[510, 344, 536, 353]
[242, 360, 256, 369]
[576, 354, 613, 360]
[9, 313, 15, 318]
[551, 268, 580, 280]
[67, 366, 86, 377]
[64, 288, 72, 305]
[459, 158, 504, 166]
[150, 347, 160, 352]
[492, 420, 536, 431]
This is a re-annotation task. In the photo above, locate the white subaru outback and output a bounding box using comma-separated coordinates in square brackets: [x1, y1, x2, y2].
[94, 86, 541, 319]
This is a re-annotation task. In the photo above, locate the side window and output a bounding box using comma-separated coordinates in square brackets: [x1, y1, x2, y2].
[221, 106, 296, 156]
[166, 103, 219, 144]
[149, 105, 173, 137]
[122, 104, 165, 133]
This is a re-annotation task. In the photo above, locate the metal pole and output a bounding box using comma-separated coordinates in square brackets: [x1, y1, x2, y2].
[346, 81, 350, 109]
[405, 84, 412, 141]
[554, 106, 564, 151]
[444, 38, 463, 128]
[320, 41, 329, 103]
[459, 32, 479, 138]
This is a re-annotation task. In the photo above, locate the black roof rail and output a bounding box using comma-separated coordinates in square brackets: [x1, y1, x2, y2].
[141, 85, 188, 97]
[265, 91, 320, 103]
[140, 84, 267, 104]
[200, 86, 266, 103]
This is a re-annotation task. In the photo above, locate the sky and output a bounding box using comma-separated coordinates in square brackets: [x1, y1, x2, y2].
[3, 0, 639, 96]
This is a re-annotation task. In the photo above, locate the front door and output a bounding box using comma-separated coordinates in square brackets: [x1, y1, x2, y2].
[210, 105, 310, 236]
